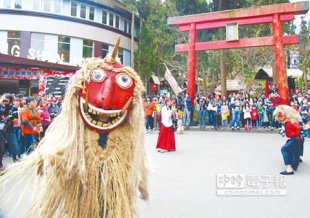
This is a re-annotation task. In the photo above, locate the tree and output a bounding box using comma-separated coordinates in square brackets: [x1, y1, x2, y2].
[298, 17, 310, 92]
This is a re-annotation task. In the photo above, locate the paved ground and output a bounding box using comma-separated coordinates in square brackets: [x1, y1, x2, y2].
[138, 130, 310, 218]
[1, 129, 309, 218]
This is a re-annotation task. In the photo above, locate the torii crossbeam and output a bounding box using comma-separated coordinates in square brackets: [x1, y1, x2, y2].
[168, 1, 309, 105]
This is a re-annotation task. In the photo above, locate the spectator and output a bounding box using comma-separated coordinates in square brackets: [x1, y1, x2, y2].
[214, 95, 222, 130]
[221, 101, 229, 127]
[198, 96, 207, 129]
[231, 94, 241, 130]
[207, 95, 216, 128]
[243, 102, 252, 130]
[182, 93, 192, 129]
[48, 98, 60, 121]
[143, 96, 155, 133]
[37, 101, 51, 138]
[250, 105, 259, 129]
[20, 97, 41, 154]
[3, 95, 20, 162]
[258, 100, 265, 128]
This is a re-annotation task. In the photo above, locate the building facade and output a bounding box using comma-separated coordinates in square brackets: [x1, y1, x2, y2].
[0, 0, 138, 96]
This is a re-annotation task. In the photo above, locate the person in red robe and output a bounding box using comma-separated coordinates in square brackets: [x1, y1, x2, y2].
[156, 98, 176, 153]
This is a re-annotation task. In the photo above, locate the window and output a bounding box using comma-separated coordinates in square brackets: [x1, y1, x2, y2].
[54, 0, 62, 13]
[4, 0, 11, 8]
[128, 22, 132, 34]
[7, 31, 21, 56]
[83, 39, 93, 58]
[109, 13, 114, 26]
[31, 33, 45, 60]
[71, 1, 77, 17]
[101, 43, 109, 58]
[124, 20, 128, 33]
[58, 36, 70, 63]
[32, 0, 41, 10]
[43, 0, 52, 12]
[102, 10, 107, 24]
[89, 6, 95, 21]
[115, 15, 120, 29]
[15, 0, 22, 9]
[80, 4, 86, 19]
[118, 48, 123, 63]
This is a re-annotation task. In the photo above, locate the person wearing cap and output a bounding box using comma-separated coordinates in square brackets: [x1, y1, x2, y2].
[20, 97, 41, 154]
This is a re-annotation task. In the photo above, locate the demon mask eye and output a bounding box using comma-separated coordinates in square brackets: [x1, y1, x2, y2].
[116, 73, 133, 89]
[91, 69, 106, 82]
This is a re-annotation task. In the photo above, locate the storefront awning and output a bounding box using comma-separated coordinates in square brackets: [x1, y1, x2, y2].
[0, 53, 78, 72]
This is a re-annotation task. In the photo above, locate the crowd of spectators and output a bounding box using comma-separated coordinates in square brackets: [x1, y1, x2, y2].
[0, 93, 62, 172]
[143, 89, 310, 133]
[1, 88, 309, 171]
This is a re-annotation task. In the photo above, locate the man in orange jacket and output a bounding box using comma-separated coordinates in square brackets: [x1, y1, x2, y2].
[143, 96, 155, 133]
[20, 97, 41, 154]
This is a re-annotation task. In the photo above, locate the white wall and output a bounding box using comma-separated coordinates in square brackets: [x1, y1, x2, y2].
[0, 31, 8, 54]
[0, 14, 132, 50]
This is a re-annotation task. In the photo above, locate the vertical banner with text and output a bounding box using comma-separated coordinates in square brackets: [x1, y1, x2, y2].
[164, 64, 182, 96]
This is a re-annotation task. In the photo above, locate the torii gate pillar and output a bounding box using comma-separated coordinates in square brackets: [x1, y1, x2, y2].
[188, 23, 197, 105]
[168, 1, 309, 105]
[273, 14, 289, 104]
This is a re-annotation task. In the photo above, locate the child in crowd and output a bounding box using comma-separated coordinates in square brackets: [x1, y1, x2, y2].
[250, 105, 259, 128]
[221, 101, 229, 127]
[257, 100, 265, 128]
[177, 105, 184, 131]
[243, 102, 251, 130]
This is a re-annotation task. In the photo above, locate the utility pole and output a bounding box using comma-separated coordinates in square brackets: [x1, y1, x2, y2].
[131, 10, 135, 68]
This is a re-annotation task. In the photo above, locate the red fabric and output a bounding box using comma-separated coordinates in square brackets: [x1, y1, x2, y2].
[270, 96, 281, 107]
[156, 125, 176, 151]
[285, 121, 301, 138]
[250, 109, 258, 120]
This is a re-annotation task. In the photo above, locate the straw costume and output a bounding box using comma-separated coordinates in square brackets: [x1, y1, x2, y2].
[274, 105, 303, 175]
[0, 36, 149, 217]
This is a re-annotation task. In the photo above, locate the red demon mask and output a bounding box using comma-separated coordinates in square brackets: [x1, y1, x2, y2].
[78, 37, 136, 132]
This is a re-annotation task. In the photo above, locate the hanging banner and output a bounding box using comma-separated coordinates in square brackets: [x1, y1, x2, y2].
[164, 64, 182, 95]
[0, 67, 74, 96]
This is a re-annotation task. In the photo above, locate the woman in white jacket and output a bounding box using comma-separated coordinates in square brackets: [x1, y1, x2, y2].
[156, 98, 176, 153]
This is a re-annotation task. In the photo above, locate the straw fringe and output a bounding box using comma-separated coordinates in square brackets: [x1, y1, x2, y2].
[0, 58, 148, 218]
[274, 104, 302, 124]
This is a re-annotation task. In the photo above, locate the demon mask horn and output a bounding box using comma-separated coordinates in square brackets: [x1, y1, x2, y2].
[111, 35, 121, 61]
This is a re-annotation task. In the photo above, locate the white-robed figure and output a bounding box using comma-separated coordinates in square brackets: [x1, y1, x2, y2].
[156, 98, 176, 153]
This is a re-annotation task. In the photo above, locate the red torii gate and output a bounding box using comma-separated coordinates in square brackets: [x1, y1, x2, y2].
[168, 1, 309, 105]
